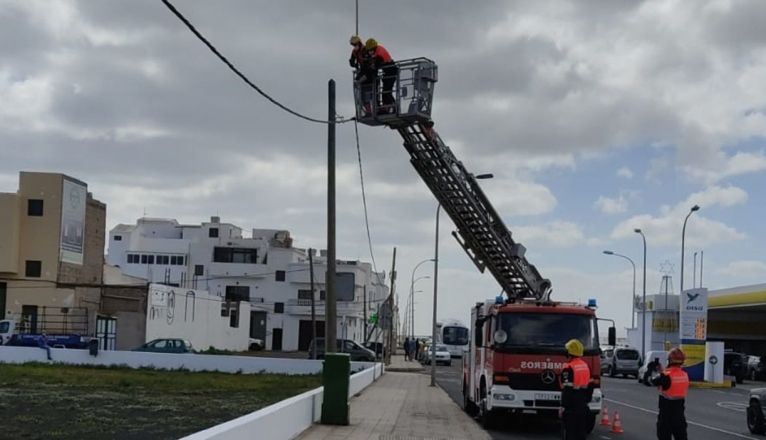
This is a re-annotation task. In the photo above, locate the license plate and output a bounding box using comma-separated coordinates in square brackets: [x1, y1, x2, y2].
[534, 393, 560, 401]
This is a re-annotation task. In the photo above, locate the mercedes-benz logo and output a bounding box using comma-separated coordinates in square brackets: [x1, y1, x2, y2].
[541, 369, 556, 385]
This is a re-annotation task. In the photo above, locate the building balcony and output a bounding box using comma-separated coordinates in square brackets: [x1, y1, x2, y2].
[285, 299, 362, 317]
[207, 262, 269, 278]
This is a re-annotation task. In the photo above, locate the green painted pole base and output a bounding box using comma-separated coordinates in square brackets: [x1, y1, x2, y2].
[321, 353, 350, 425]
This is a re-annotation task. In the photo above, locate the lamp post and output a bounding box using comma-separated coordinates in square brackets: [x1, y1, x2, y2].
[410, 274, 430, 338]
[603, 250, 636, 329]
[680, 205, 700, 296]
[431, 172, 494, 386]
[634, 229, 647, 357]
[410, 261, 433, 340]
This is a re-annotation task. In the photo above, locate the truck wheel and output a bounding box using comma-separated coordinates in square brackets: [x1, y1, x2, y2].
[479, 383, 496, 429]
[747, 400, 765, 435]
[586, 412, 597, 434]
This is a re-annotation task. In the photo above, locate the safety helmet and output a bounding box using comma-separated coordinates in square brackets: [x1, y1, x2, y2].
[668, 347, 685, 365]
[349, 35, 361, 45]
[365, 38, 378, 50]
[565, 339, 584, 357]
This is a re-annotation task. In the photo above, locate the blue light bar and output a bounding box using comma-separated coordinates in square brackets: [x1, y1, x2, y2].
[587, 298, 597, 308]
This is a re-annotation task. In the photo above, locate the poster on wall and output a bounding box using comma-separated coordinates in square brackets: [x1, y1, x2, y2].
[679, 287, 708, 381]
[60, 178, 87, 265]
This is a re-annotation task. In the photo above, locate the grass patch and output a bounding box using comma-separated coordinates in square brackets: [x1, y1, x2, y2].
[0, 363, 320, 440]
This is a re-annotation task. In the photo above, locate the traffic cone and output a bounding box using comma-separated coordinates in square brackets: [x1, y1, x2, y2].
[611, 410, 624, 434]
[599, 406, 610, 426]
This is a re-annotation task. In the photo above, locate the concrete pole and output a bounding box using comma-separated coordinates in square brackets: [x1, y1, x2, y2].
[326, 80, 337, 354]
[635, 229, 647, 357]
[310, 248, 316, 359]
[431, 204, 441, 387]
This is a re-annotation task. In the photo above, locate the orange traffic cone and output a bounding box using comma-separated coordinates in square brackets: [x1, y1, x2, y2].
[611, 410, 624, 434]
[600, 406, 610, 426]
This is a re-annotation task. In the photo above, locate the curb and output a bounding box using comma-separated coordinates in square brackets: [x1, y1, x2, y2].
[689, 380, 733, 389]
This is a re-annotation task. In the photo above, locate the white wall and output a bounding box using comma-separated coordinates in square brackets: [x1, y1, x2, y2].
[0, 345, 376, 375]
[145, 284, 249, 351]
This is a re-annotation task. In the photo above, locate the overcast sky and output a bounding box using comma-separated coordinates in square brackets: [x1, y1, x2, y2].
[3, 0, 766, 336]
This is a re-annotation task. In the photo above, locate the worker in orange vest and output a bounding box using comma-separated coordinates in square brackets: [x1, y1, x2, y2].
[559, 339, 592, 440]
[650, 347, 689, 440]
[364, 38, 398, 113]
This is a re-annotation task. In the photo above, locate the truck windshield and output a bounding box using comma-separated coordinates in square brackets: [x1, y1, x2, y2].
[443, 326, 469, 345]
[497, 313, 597, 350]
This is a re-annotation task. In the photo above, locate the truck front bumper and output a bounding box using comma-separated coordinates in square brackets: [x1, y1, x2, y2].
[488, 385, 602, 413]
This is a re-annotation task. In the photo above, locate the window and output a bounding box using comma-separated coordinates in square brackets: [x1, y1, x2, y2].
[274, 302, 284, 313]
[225, 286, 250, 302]
[157, 255, 169, 265]
[209, 228, 219, 238]
[194, 265, 204, 276]
[25, 260, 42, 278]
[27, 199, 44, 216]
[213, 247, 258, 264]
[127, 254, 139, 264]
[147, 255, 155, 265]
[170, 256, 178, 265]
[177, 256, 184, 265]
[275, 270, 286, 282]
[141, 255, 148, 264]
[320, 290, 326, 300]
[113, 235, 122, 241]
[298, 289, 313, 300]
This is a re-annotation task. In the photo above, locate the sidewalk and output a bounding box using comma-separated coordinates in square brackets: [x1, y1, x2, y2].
[296, 372, 490, 440]
[385, 354, 424, 373]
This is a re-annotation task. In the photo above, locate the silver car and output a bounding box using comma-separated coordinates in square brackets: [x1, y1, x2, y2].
[748, 388, 766, 435]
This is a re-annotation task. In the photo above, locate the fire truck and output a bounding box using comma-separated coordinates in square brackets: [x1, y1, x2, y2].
[463, 298, 614, 430]
[354, 58, 615, 432]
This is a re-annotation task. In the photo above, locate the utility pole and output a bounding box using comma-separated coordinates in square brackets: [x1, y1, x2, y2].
[325, 79, 337, 355]
[363, 284, 367, 343]
[309, 248, 316, 359]
[384, 247, 397, 364]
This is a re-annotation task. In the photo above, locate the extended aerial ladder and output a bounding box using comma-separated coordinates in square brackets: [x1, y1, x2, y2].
[354, 58, 552, 301]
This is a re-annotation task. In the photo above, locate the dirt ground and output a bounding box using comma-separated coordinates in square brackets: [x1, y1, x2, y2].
[0, 363, 320, 440]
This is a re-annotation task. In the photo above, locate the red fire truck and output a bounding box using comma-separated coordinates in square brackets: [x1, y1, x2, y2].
[462, 298, 615, 431]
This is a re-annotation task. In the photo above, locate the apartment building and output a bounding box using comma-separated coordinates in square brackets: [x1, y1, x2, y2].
[106, 216, 389, 351]
[0, 172, 106, 338]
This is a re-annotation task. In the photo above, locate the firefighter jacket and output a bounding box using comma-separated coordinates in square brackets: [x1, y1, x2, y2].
[560, 357, 591, 411]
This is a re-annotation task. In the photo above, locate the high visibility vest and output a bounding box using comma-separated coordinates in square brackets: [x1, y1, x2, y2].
[373, 45, 393, 64]
[562, 358, 590, 389]
[659, 366, 689, 400]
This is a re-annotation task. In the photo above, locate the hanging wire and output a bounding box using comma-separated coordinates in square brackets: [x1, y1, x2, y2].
[161, 0, 353, 125]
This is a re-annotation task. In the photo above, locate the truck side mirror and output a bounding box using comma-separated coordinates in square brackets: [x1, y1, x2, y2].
[608, 327, 616, 347]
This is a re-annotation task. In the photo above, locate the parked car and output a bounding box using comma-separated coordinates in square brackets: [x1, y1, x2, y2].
[638, 350, 668, 385]
[725, 351, 748, 384]
[308, 338, 376, 362]
[248, 338, 264, 351]
[748, 387, 766, 435]
[363, 341, 384, 359]
[422, 344, 451, 366]
[600, 346, 615, 375]
[133, 338, 193, 353]
[603, 346, 641, 378]
[748, 355, 766, 381]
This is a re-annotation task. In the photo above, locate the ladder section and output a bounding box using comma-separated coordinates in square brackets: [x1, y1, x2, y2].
[397, 122, 552, 301]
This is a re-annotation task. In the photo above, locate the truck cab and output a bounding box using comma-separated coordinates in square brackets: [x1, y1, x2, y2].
[463, 299, 613, 431]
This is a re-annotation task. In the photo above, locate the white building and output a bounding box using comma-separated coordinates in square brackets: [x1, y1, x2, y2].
[107, 216, 389, 351]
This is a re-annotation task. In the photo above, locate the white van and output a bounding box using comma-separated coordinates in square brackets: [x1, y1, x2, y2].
[638, 350, 668, 385]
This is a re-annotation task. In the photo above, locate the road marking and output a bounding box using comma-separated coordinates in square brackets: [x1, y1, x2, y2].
[717, 401, 749, 413]
[605, 398, 758, 440]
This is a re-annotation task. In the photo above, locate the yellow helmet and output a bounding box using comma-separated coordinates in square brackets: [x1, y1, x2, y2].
[364, 38, 378, 50]
[565, 339, 584, 357]
[349, 35, 361, 45]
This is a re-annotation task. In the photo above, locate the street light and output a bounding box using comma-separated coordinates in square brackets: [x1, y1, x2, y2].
[634, 228, 647, 358]
[410, 274, 430, 338]
[680, 205, 700, 296]
[431, 172, 494, 386]
[410, 260, 434, 340]
[602, 250, 637, 329]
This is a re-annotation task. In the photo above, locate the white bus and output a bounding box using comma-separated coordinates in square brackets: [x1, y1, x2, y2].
[438, 319, 469, 358]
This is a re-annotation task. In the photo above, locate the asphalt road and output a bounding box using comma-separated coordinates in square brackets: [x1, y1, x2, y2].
[434, 361, 764, 440]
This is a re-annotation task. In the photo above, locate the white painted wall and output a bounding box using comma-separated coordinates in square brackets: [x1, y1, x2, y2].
[180, 362, 385, 440]
[0, 346, 376, 375]
[145, 284, 249, 351]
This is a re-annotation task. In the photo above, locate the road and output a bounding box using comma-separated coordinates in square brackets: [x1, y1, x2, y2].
[433, 361, 763, 440]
